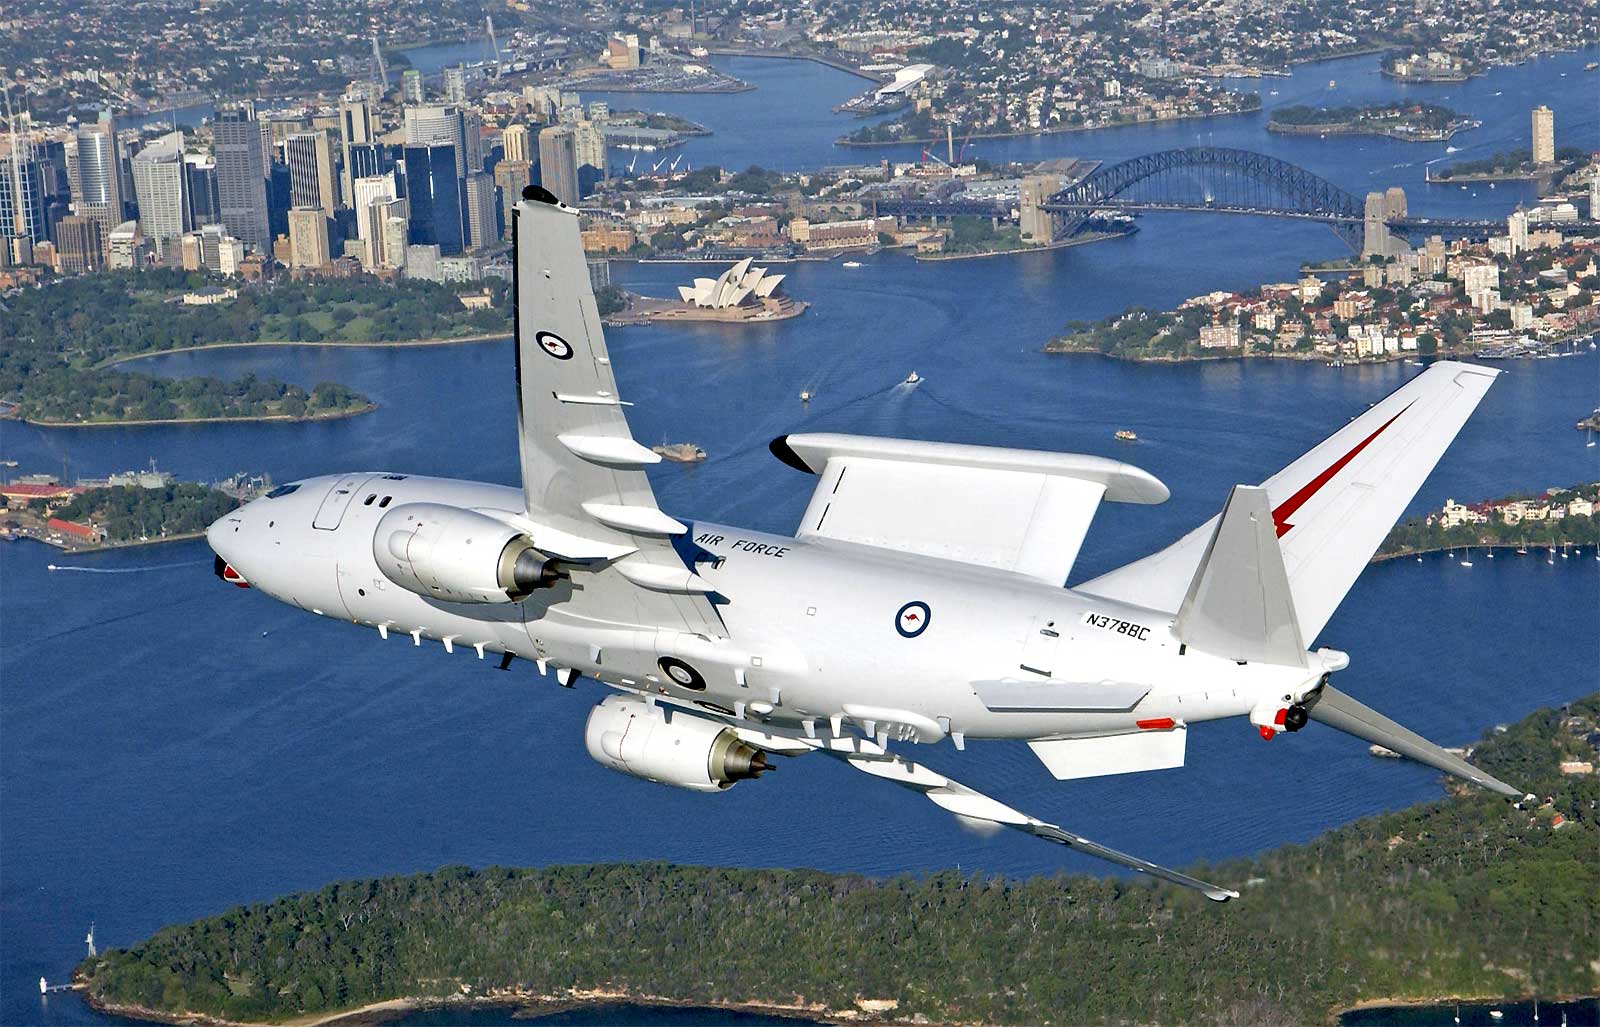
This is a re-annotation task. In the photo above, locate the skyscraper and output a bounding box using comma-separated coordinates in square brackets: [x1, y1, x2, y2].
[338, 92, 374, 202]
[346, 142, 400, 183]
[463, 170, 497, 250]
[402, 68, 425, 106]
[444, 65, 467, 103]
[574, 120, 607, 184]
[284, 131, 337, 214]
[214, 107, 271, 252]
[287, 207, 333, 269]
[402, 144, 463, 255]
[1531, 105, 1554, 165]
[502, 124, 535, 164]
[405, 105, 468, 179]
[130, 131, 191, 261]
[1507, 208, 1528, 254]
[1, 147, 48, 246]
[55, 215, 103, 273]
[351, 172, 398, 267]
[186, 157, 220, 226]
[462, 110, 485, 174]
[538, 124, 579, 206]
[72, 113, 123, 254]
[493, 159, 532, 240]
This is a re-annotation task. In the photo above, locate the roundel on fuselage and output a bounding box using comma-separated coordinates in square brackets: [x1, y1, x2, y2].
[536, 330, 574, 360]
[895, 601, 931, 638]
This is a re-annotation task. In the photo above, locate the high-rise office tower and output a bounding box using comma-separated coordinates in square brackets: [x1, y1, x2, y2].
[1507, 208, 1528, 254]
[352, 172, 398, 267]
[463, 170, 497, 249]
[130, 131, 191, 261]
[266, 161, 293, 241]
[72, 113, 124, 253]
[346, 142, 400, 183]
[287, 207, 333, 269]
[444, 65, 467, 103]
[538, 124, 579, 206]
[284, 131, 337, 214]
[462, 110, 485, 173]
[493, 159, 532, 240]
[1531, 105, 1555, 165]
[374, 198, 408, 269]
[405, 105, 468, 179]
[186, 157, 219, 225]
[338, 92, 374, 202]
[214, 107, 271, 252]
[502, 124, 534, 164]
[55, 215, 103, 273]
[401, 144, 463, 255]
[402, 68, 425, 105]
[574, 120, 607, 190]
[1, 144, 48, 246]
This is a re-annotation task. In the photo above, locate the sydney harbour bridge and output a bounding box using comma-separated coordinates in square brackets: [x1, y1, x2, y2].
[869, 146, 1588, 252]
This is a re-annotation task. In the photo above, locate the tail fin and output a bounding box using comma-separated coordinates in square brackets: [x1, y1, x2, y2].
[1081, 362, 1499, 646]
[1173, 484, 1306, 667]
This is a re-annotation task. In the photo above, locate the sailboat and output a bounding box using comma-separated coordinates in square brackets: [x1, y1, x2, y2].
[1460, 546, 1473, 567]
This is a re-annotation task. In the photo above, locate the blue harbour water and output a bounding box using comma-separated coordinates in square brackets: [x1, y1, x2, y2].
[4, 47, 1599, 1027]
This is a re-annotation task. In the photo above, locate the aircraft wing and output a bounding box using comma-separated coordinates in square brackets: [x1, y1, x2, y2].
[727, 721, 1237, 901]
[770, 433, 1168, 586]
[513, 189, 723, 636]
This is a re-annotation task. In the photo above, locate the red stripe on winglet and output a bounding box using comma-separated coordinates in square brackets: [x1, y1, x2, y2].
[1271, 402, 1413, 538]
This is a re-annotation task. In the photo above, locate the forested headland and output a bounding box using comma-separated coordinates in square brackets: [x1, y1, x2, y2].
[77, 695, 1599, 1027]
[0, 271, 507, 424]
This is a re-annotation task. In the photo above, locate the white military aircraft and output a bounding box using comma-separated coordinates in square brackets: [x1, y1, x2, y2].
[208, 186, 1526, 902]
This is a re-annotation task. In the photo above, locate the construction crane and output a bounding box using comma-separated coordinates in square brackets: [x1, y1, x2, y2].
[370, 35, 389, 96]
[650, 156, 669, 173]
[669, 153, 683, 172]
[626, 153, 638, 174]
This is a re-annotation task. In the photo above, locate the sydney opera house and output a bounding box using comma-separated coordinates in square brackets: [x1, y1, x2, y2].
[678, 257, 787, 309]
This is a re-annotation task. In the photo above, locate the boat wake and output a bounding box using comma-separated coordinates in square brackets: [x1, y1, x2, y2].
[47, 559, 210, 574]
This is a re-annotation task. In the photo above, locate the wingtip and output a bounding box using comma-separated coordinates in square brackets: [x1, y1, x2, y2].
[1206, 888, 1241, 902]
[769, 435, 814, 474]
[522, 184, 562, 206]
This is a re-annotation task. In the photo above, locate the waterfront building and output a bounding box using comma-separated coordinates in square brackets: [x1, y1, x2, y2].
[502, 124, 535, 164]
[287, 206, 333, 269]
[214, 107, 271, 252]
[789, 217, 879, 251]
[54, 215, 102, 273]
[1531, 105, 1555, 164]
[464, 170, 498, 250]
[538, 124, 580, 206]
[284, 131, 337, 215]
[130, 132, 191, 262]
[405, 105, 468, 179]
[401, 144, 464, 255]
[71, 113, 123, 255]
[580, 224, 636, 252]
[678, 257, 785, 308]
[1198, 322, 1242, 349]
[493, 159, 533, 240]
[351, 173, 398, 268]
[401, 68, 424, 106]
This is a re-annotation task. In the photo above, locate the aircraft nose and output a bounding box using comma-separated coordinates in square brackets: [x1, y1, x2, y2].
[207, 510, 250, 588]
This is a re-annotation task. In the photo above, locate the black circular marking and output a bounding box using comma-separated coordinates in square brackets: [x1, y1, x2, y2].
[895, 601, 931, 638]
[536, 330, 574, 361]
[657, 657, 706, 691]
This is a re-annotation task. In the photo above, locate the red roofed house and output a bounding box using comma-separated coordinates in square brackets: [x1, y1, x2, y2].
[1, 482, 84, 502]
[47, 518, 104, 542]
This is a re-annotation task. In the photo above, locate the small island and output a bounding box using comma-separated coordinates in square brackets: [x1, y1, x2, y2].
[2, 480, 246, 550]
[1266, 103, 1476, 142]
[72, 696, 1600, 1026]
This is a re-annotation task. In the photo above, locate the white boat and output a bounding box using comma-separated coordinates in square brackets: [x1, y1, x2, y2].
[799, 389, 812, 403]
[842, 260, 863, 269]
[902, 371, 922, 385]
[1490, 1011, 1504, 1021]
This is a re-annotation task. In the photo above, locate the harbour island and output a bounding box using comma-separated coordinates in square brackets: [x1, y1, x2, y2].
[1265, 103, 1478, 142]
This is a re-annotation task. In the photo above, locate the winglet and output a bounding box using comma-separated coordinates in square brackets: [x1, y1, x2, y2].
[1173, 484, 1307, 667]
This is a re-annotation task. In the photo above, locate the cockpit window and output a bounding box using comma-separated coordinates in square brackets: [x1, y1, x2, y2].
[264, 484, 301, 498]
[363, 494, 377, 505]
[378, 496, 392, 507]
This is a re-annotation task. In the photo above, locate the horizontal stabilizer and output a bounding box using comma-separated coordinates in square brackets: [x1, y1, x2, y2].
[1029, 728, 1187, 781]
[1308, 685, 1524, 798]
[1174, 484, 1307, 667]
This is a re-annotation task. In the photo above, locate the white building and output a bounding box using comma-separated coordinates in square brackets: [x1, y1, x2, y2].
[678, 257, 785, 308]
[351, 173, 398, 268]
[130, 131, 190, 262]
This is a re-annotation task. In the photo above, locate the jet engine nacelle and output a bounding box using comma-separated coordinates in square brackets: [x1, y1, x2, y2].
[584, 695, 772, 793]
[372, 502, 562, 604]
